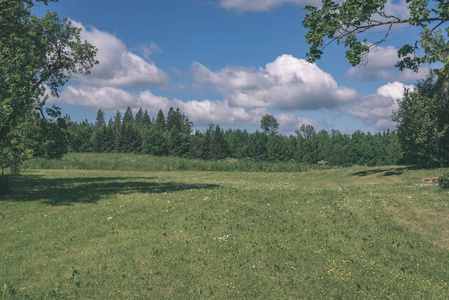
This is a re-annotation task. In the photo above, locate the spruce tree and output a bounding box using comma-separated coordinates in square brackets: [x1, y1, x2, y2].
[135, 107, 144, 127]
[155, 109, 166, 132]
[123, 107, 134, 126]
[94, 109, 106, 127]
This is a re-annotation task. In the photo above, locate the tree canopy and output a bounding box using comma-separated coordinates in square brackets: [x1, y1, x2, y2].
[392, 70, 449, 166]
[0, 0, 98, 139]
[302, 0, 449, 71]
[260, 114, 279, 135]
[0, 0, 97, 180]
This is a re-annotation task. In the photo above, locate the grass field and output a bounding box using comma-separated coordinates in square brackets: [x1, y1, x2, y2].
[1, 154, 449, 298]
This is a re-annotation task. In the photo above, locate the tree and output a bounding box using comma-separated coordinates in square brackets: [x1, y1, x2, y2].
[248, 131, 268, 161]
[302, 0, 449, 71]
[20, 110, 68, 159]
[267, 134, 288, 161]
[1, 0, 97, 140]
[142, 126, 167, 156]
[142, 109, 152, 126]
[209, 125, 228, 160]
[123, 107, 134, 126]
[166, 107, 193, 134]
[135, 107, 144, 127]
[94, 109, 106, 127]
[1, 0, 96, 184]
[392, 71, 449, 166]
[155, 109, 166, 132]
[0, 128, 30, 176]
[260, 114, 279, 135]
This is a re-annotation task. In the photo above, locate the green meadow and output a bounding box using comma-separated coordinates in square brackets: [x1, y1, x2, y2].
[1, 154, 449, 298]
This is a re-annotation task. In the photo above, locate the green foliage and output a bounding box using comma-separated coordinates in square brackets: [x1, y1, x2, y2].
[123, 106, 134, 126]
[116, 124, 142, 153]
[267, 134, 288, 161]
[167, 130, 190, 158]
[91, 126, 108, 153]
[303, 0, 449, 70]
[135, 107, 144, 127]
[439, 172, 449, 189]
[141, 126, 167, 156]
[20, 112, 68, 159]
[247, 131, 268, 161]
[61, 106, 402, 167]
[0, 131, 30, 175]
[0, 0, 97, 139]
[94, 109, 106, 127]
[1, 0, 97, 176]
[208, 125, 229, 160]
[189, 132, 208, 159]
[392, 70, 449, 166]
[260, 114, 279, 135]
[155, 109, 166, 132]
[66, 119, 93, 153]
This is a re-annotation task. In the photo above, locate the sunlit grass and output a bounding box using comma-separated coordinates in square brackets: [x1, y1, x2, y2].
[1, 163, 449, 298]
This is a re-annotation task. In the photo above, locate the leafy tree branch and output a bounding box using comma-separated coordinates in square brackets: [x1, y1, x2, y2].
[303, 0, 449, 70]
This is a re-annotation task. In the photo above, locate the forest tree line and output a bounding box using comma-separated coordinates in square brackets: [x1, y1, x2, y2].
[55, 106, 403, 167]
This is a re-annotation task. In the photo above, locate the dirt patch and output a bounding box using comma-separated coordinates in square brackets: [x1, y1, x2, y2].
[420, 177, 439, 184]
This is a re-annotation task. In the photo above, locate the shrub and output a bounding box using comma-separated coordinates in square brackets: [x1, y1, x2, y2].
[439, 172, 449, 189]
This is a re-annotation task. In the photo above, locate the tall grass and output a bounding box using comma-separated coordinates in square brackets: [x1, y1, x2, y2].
[22, 153, 318, 173]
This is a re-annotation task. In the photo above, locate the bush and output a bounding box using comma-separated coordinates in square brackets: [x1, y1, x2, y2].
[439, 172, 449, 189]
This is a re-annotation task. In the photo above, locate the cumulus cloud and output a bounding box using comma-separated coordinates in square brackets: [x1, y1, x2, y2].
[56, 85, 317, 130]
[341, 81, 414, 130]
[71, 20, 169, 87]
[219, 0, 320, 12]
[346, 45, 430, 82]
[193, 54, 358, 110]
[58, 86, 171, 113]
[274, 112, 319, 131]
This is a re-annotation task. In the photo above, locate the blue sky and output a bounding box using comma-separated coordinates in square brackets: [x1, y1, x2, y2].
[34, 0, 429, 134]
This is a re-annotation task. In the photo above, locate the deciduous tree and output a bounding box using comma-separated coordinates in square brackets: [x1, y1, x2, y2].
[393, 71, 449, 166]
[0, 0, 97, 140]
[303, 0, 449, 71]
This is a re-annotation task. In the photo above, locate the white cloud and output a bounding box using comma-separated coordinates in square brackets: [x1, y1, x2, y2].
[341, 81, 414, 130]
[219, 0, 320, 12]
[274, 112, 319, 131]
[71, 20, 169, 87]
[133, 42, 162, 62]
[56, 85, 318, 131]
[58, 86, 171, 113]
[193, 54, 358, 110]
[346, 45, 430, 82]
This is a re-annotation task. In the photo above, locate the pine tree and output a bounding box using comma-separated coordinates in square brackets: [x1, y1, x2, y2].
[143, 109, 152, 126]
[135, 107, 144, 127]
[209, 125, 228, 160]
[155, 109, 166, 132]
[94, 109, 106, 127]
[123, 107, 134, 126]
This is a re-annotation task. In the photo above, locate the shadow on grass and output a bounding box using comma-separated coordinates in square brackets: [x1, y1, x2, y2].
[351, 166, 421, 177]
[1, 175, 218, 206]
